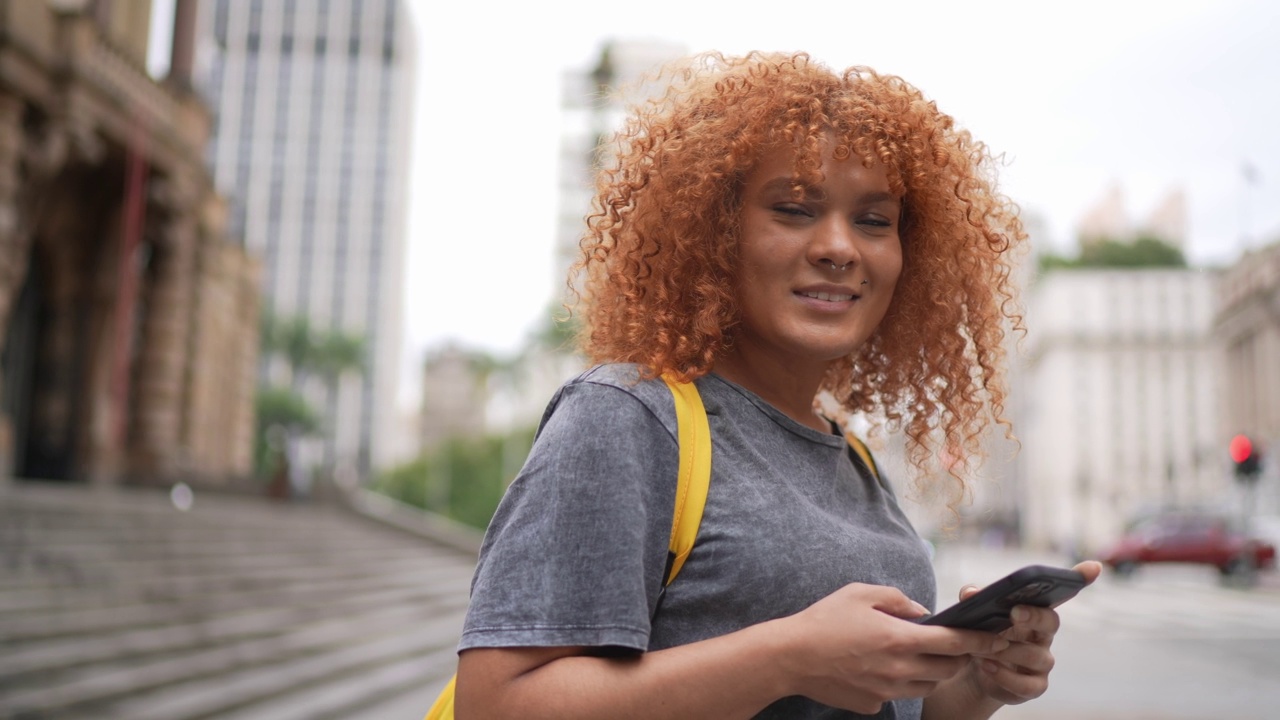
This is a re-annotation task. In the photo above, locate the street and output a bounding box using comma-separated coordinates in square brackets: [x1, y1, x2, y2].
[935, 545, 1280, 720]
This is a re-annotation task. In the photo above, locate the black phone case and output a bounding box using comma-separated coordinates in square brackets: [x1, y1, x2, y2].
[919, 564, 1087, 633]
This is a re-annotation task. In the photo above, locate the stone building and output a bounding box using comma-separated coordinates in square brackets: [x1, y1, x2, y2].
[1215, 239, 1280, 511]
[419, 344, 487, 452]
[1017, 268, 1226, 552]
[0, 0, 259, 486]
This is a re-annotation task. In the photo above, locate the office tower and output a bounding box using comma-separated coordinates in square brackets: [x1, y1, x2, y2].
[193, 0, 415, 473]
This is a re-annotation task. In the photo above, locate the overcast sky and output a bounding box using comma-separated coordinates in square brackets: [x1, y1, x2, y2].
[406, 0, 1280, 372]
[152, 0, 1280, 405]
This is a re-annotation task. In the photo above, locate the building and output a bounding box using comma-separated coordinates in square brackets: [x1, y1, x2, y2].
[192, 0, 415, 474]
[1215, 239, 1280, 511]
[419, 345, 487, 451]
[555, 39, 685, 291]
[1017, 268, 1226, 552]
[1078, 183, 1188, 251]
[0, 0, 260, 485]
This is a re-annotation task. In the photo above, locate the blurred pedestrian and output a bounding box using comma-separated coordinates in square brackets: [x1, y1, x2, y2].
[452, 52, 1101, 719]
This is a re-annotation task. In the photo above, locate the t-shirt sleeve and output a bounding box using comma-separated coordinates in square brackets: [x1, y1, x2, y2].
[458, 378, 679, 653]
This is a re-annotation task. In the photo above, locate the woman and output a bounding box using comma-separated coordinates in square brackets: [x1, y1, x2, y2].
[454, 52, 1101, 719]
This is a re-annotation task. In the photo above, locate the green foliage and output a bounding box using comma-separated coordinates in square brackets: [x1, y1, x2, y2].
[1081, 236, 1186, 267]
[252, 387, 320, 474]
[313, 331, 366, 381]
[255, 387, 320, 433]
[254, 311, 367, 479]
[260, 311, 366, 388]
[373, 426, 538, 529]
[1039, 236, 1186, 274]
[380, 302, 580, 523]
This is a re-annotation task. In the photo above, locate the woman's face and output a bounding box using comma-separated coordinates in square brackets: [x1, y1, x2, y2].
[731, 139, 903, 372]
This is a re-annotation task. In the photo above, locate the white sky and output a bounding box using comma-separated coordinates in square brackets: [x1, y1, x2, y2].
[406, 0, 1280, 367]
[150, 0, 1280, 408]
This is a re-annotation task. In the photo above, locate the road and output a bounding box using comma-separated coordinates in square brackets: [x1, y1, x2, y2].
[935, 545, 1280, 720]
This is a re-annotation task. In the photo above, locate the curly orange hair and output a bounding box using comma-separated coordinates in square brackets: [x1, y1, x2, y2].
[571, 52, 1026, 490]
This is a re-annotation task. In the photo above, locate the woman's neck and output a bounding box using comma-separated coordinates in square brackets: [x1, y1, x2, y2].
[711, 351, 830, 432]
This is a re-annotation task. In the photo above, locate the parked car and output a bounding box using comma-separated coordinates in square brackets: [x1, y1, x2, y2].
[1099, 512, 1277, 580]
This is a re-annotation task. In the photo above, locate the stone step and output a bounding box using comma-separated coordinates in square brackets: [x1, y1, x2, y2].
[0, 567, 472, 680]
[0, 539, 443, 600]
[0, 500, 412, 554]
[0, 482, 478, 720]
[53, 610, 468, 720]
[3, 524, 433, 552]
[0, 594, 468, 715]
[0, 560, 475, 643]
[214, 645, 459, 720]
[0, 551, 464, 616]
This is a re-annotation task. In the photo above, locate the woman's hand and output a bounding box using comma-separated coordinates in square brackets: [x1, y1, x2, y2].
[776, 582, 1013, 715]
[958, 560, 1103, 707]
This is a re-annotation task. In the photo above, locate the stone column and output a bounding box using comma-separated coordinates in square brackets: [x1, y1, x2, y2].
[0, 95, 28, 483]
[168, 0, 198, 93]
[130, 175, 198, 482]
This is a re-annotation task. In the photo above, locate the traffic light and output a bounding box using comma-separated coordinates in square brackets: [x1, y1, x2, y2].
[1229, 434, 1262, 481]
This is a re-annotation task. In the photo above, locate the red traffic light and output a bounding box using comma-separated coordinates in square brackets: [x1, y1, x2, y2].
[1229, 434, 1254, 464]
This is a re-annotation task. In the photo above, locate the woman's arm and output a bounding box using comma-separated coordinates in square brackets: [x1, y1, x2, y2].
[457, 583, 1012, 720]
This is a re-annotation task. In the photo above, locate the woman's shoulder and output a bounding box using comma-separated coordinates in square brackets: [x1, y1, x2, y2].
[570, 363, 671, 403]
[540, 363, 678, 435]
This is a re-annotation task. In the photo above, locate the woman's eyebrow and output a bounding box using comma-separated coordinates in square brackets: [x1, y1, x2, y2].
[860, 191, 900, 205]
[759, 177, 809, 195]
[758, 177, 829, 203]
[756, 179, 900, 206]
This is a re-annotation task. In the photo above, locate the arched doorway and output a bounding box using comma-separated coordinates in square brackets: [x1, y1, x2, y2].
[0, 251, 44, 478]
[3, 156, 138, 482]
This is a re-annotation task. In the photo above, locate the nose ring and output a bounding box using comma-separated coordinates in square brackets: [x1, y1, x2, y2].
[826, 260, 851, 271]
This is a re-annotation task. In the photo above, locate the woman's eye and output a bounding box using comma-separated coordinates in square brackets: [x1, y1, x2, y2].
[858, 216, 892, 228]
[774, 204, 812, 217]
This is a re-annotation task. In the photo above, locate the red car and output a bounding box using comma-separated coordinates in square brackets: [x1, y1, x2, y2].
[1100, 513, 1278, 579]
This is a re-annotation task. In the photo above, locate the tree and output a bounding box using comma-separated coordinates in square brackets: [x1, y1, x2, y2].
[373, 426, 537, 529]
[1080, 236, 1186, 268]
[261, 314, 365, 389]
[252, 387, 319, 474]
[256, 311, 367, 479]
[1038, 236, 1186, 274]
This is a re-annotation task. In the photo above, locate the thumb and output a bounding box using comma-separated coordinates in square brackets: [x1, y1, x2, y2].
[958, 584, 981, 601]
[870, 586, 931, 619]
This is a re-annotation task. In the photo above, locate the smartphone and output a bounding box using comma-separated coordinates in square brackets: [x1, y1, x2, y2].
[917, 564, 1087, 633]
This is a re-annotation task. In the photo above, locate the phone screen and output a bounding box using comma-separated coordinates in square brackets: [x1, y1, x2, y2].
[918, 564, 1087, 632]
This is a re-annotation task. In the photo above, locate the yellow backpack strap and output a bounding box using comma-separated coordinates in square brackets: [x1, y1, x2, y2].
[423, 675, 456, 720]
[661, 376, 712, 588]
[843, 430, 881, 483]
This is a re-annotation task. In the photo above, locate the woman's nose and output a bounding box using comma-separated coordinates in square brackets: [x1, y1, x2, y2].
[810, 217, 861, 270]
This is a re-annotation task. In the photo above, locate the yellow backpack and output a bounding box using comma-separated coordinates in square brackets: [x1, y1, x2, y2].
[425, 377, 879, 719]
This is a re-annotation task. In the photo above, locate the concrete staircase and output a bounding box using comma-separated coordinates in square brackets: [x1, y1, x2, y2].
[0, 481, 478, 720]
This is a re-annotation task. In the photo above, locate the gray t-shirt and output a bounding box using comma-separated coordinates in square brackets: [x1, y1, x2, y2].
[461, 364, 936, 719]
